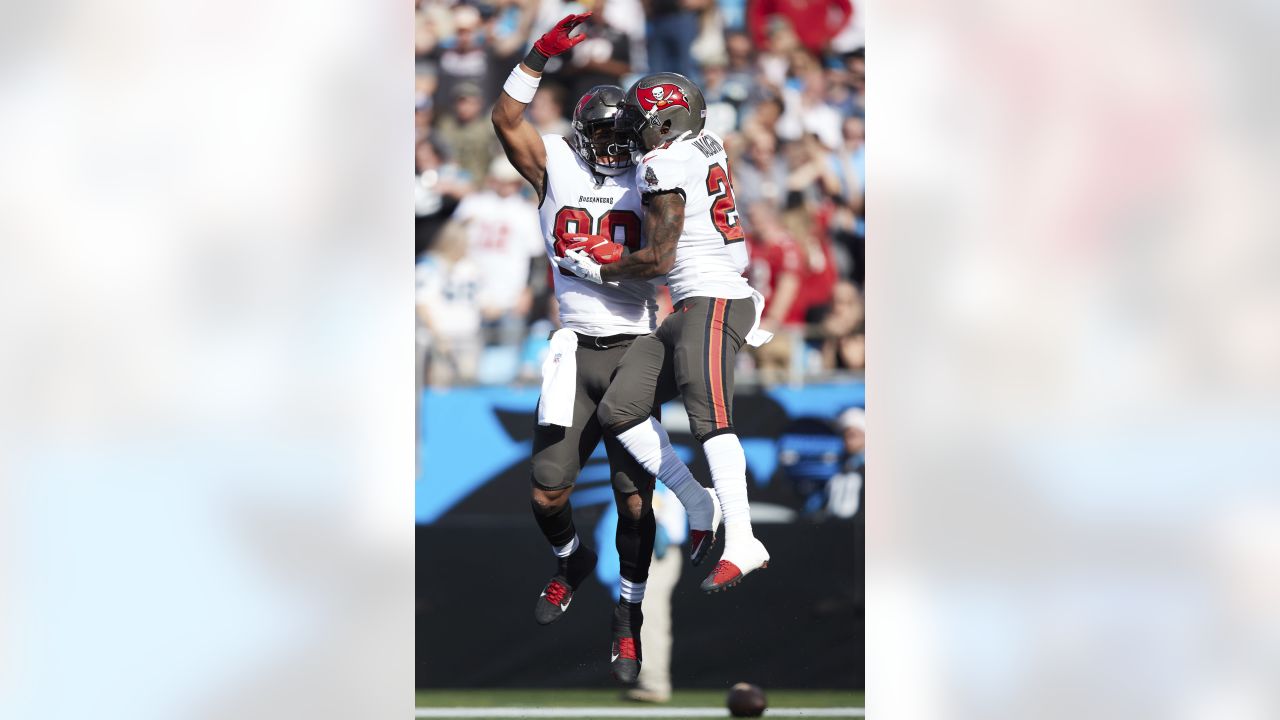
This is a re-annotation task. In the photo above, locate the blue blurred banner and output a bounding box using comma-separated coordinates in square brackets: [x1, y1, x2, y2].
[416, 381, 865, 525]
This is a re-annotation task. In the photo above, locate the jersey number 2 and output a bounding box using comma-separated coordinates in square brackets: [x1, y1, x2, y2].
[706, 164, 744, 244]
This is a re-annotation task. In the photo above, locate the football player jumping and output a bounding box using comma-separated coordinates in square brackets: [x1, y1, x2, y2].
[558, 72, 774, 593]
[491, 15, 722, 683]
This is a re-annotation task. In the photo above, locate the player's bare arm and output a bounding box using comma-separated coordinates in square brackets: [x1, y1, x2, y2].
[491, 13, 591, 204]
[600, 192, 683, 281]
[491, 75, 548, 198]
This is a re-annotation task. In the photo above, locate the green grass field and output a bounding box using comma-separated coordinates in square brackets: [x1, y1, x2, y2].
[415, 688, 865, 719]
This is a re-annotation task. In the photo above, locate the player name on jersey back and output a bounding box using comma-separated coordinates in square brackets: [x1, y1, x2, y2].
[636, 130, 754, 305]
[690, 134, 724, 157]
[541, 134, 657, 337]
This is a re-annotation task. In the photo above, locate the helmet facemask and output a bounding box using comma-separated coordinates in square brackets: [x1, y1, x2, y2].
[614, 103, 671, 156]
[574, 117, 633, 177]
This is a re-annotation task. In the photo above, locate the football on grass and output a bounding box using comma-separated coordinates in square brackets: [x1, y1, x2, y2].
[727, 682, 767, 717]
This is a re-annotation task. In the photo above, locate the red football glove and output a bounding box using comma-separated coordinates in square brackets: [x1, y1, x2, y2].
[533, 13, 591, 58]
[562, 233, 624, 264]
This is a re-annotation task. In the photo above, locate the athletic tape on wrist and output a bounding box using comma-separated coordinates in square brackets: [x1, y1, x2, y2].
[503, 64, 541, 104]
[523, 46, 550, 72]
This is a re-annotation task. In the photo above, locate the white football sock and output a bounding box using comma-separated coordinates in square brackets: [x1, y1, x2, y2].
[703, 433, 754, 544]
[615, 418, 713, 527]
[619, 578, 647, 603]
[553, 534, 580, 559]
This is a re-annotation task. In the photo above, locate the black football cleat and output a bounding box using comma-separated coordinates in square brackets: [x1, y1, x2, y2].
[534, 545, 597, 625]
[610, 601, 643, 683]
[534, 576, 574, 625]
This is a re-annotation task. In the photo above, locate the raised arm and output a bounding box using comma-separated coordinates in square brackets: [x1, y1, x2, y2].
[491, 13, 591, 205]
[600, 192, 682, 280]
[491, 69, 548, 200]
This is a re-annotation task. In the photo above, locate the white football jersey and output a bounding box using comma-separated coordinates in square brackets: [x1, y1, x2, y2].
[452, 191, 543, 313]
[635, 130, 755, 305]
[540, 134, 657, 336]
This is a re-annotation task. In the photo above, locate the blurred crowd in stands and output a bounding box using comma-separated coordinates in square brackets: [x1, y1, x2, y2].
[416, 0, 864, 387]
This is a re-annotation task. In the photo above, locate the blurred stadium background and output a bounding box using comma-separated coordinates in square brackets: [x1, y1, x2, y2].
[415, 0, 865, 714]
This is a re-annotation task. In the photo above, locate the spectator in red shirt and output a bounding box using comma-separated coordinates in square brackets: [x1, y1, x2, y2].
[746, 202, 804, 383]
[785, 200, 839, 325]
[747, 202, 803, 328]
[747, 0, 853, 55]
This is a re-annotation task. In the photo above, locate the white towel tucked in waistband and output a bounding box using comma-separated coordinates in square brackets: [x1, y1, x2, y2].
[744, 289, 774, 347]
[537, 328, 579, 427]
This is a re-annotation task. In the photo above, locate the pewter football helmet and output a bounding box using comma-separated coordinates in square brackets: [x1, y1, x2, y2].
[570, 85, 633, 176]
[614, 72, 707, 153]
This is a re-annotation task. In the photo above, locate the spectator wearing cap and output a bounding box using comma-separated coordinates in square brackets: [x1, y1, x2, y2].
[838, 408, 864, 454]
[436, 81, 497, 185]
[827, 406, 864, 518]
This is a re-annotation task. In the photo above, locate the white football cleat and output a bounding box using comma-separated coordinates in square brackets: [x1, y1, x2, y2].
[700, 536, 770, 592]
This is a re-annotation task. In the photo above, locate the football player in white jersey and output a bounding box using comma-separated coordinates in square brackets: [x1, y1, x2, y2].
[558, 72, 774, 593]
[492, 15, 721, 683]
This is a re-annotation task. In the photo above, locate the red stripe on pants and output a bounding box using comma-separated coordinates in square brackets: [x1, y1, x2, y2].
[708, 299, 728, 428]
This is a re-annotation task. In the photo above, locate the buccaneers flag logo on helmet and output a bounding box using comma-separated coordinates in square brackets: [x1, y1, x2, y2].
[635, 83, 691, 113]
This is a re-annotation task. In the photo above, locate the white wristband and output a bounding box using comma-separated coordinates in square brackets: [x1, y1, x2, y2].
[503, 65, 540, 105]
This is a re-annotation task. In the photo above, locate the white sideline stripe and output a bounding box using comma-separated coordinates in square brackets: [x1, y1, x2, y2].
[414, 708, 864, 718]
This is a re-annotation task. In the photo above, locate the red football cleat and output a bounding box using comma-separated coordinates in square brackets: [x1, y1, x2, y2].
[700, 538, 770, 592]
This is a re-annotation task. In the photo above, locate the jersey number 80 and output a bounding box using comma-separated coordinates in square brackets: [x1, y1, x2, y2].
[552, 208, 642, 268]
